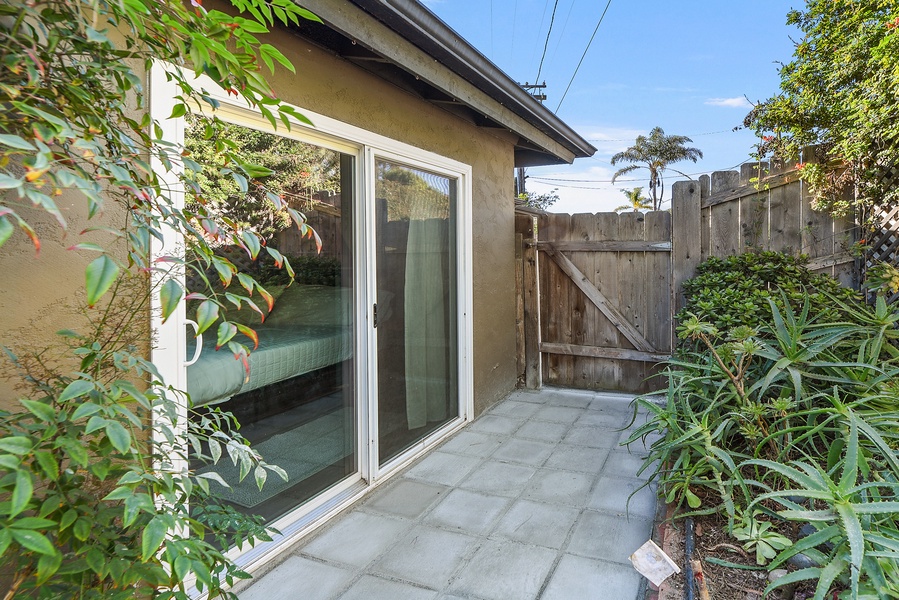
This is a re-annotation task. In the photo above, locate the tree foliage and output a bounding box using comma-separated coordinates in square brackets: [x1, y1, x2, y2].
[748, 0, 899, 216]
[610, 127, 703, 211]
[517, 188, 560, 212]
[185, 116, 340, 243]
[0, 0, 320, 597]
[376, 162, 451, 220]
[614, 187, 651, 213]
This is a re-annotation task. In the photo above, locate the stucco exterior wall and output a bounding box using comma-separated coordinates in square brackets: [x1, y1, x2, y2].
[0, 100, 143, 412]
[265, 31, 519, 415]
[0, 17, 519, 415]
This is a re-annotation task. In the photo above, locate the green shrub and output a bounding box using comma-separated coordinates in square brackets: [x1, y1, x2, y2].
[676, 251, 858, 353]
[625, 276, 899, 598]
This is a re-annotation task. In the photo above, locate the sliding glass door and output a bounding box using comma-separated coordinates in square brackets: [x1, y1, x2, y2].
[151, 69, 472, 557]
[184, 118, 357, 523]
[374, 158, 459, 465]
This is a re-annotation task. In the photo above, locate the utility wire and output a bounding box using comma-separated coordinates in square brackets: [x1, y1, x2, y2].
[555, 0, 613, 112]
[489, 0, 494, 59]
[535, 0, 560, 83]
[529, 160, 748, 187]
[549, 0, 577, 65]
[587, 129, 739, 143]
[531, 0, 551, 69]
[511, 0, 518, 63]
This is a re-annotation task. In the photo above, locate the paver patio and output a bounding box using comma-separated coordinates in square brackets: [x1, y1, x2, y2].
[235, 388, 660, 600]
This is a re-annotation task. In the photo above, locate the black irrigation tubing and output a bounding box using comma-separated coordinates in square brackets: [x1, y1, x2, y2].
[684, 517, 696, 600]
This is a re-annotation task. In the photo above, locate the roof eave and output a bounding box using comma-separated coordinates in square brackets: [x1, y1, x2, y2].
[295, 0, 596, 166]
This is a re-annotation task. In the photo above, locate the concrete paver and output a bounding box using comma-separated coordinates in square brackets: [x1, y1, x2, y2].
[438, 430, 504, 457]
[240, 556, 355, 600]
[404, 451, 482, 486]
[513, 419, 570, 443]
[340, 575, 438, 600]
[492, 499, 580, 549]
[302, 511, 410, 567]
[371, 525, 477, 588]
[235, 388, 659, 600]
[458, 460, 538, 498]
[567, 510, 654, 564]
[423, 489, 511, 535]
[541, 554, 645, 600]
[449, 539, 557, 600]
[490, 438, 555, 466]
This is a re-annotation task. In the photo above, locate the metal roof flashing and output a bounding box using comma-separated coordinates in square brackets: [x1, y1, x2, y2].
[291, 0, 596, 167]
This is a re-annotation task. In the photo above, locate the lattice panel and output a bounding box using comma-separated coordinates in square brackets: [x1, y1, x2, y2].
[865, 203, 899, 303]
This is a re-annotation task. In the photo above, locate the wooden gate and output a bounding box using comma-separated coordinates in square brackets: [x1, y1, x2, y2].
[516, 210, 673, 394]
[515, 162, 860, 394]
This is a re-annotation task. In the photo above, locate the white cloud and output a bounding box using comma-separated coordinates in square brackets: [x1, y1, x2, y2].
[704, 97, 752, 109]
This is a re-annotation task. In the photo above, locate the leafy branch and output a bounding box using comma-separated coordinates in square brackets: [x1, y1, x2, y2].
[0, 1, 324, 597]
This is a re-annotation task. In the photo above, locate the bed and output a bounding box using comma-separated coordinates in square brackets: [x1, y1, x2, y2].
[186, 284, 353, 406]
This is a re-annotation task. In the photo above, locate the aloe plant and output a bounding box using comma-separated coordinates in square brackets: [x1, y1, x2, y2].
[628, 252, 899, 596]
[732, 510, 793, 565]
[747, 413, 899, 600]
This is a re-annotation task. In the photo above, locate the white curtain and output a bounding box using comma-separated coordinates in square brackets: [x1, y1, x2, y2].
[404, 208, 449, 429]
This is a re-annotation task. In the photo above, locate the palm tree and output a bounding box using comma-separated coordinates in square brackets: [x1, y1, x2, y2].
[611, 127, 703, 211]
[614, 187, 652, 213]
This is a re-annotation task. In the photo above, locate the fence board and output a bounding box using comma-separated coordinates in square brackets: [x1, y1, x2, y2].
[740, 191, 768, 252]
[515, 230, 525, 385]
[594, 213, 622, 388]
[540, 214, 571, 386]
[644, 211, 671, 390]
[569, 213, 596, 389]
[710, 201, 740, 257]
[522, 220, 541, 388]
[769, 180, 803, 254]
[672, 181, 702, 313]
[617, 213, 646, 392]
[700, 174, 712, 263]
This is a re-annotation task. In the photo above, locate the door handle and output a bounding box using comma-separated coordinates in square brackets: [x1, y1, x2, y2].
[185, 319, 203, 366]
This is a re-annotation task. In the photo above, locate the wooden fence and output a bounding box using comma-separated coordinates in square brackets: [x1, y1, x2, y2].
[515, 162, 861, 393]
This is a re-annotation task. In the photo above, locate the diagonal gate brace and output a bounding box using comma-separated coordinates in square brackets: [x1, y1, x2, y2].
[541, 243, 657, 354]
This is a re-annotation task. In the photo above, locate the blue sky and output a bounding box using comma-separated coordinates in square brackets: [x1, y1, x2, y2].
[424, 0, 799, 212]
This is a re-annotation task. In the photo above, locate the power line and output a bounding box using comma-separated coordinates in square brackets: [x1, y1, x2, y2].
[549, 0, 577, 65]
[489, 0, 494, 58]
[587, 129, 740, 143]
[531, 0, 551, 68]
[511, 0, 518, 63]
[555, 0, 613, 113]
[535, 0, 560, 83]
[528, 160, 749, 187]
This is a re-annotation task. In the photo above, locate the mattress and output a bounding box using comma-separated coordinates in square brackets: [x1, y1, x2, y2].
[186, 285, 353, 406]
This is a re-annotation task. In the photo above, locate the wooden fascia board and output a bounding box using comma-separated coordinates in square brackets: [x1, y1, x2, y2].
[301, 1, 577, 164]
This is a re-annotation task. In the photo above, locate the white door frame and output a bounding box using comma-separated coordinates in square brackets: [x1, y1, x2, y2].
[149, 63, 474, 576]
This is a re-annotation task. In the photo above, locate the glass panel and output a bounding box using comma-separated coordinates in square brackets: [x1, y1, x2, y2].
[375, 159, 458, 464]
[185, 117, 356, 523]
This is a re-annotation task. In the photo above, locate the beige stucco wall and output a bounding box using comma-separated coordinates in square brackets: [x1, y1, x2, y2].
[0, 15, 519, 415]
[264, 31, 519, 414]
[0, 129, 142, 412]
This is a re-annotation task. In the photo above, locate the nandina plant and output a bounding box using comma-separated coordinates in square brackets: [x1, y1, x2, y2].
[0, 0, 321, 597]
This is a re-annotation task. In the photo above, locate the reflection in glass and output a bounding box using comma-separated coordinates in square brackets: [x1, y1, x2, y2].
[375, 160, 458, 464]
[185, 118, 355, 523]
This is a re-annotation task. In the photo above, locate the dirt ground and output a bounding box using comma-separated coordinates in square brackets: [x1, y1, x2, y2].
[656, 513, 820, 600]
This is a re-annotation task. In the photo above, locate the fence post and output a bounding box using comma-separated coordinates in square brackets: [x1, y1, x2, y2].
[672, 180, 702, 321]
[518, 215, 541, 389]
